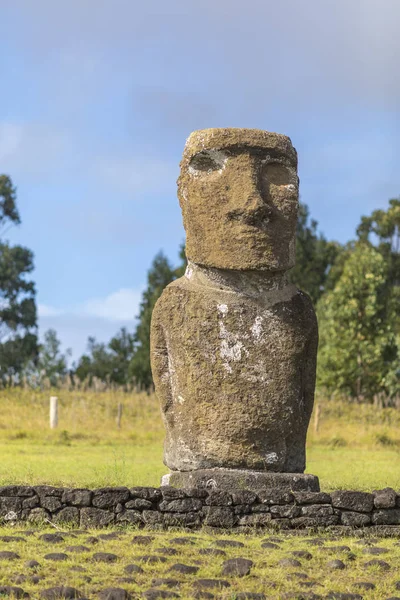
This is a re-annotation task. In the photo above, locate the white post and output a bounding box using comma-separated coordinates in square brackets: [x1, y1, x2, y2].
[116, 402, 123, 429]
[50, 396, 58, 429]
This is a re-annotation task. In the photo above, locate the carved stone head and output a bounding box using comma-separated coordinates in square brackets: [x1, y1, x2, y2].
[178, 128, 299, 271]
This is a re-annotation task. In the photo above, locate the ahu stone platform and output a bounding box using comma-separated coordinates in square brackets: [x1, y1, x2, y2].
[1, 485, 400, 531]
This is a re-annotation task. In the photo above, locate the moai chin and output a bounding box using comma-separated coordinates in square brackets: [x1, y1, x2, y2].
[151, 128, 320, 492]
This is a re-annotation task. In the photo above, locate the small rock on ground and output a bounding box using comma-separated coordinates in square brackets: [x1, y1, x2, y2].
[0, 586, 29, 598]
[93, 552, 118, 563]
[0, 551, 20, 560]
[132, 536, 154, 545]
[44, 553, 68, 561]
[363, 559, 391, 570]
[214, 539, 244, 548]
[151, 579, 179, 589]
[353, 582, 376, 590]
[142, 591, 179, 600]
[40, 587, 82, 599]
[124, 564, 144, 574]
[279, 558, 302, 568]
[98, 589, 132, 600]
[39, 534, 64, 544]
[326, 560, 346, 570]
[221, 558, 253, 577]
[170, 564, 199, 575]
[193, 580, 230, 590]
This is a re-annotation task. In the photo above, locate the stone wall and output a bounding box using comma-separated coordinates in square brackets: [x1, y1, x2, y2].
[1, 485, 400, 530]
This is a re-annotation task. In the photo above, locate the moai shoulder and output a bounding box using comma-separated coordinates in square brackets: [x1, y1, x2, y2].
[151, 128, 319, 492]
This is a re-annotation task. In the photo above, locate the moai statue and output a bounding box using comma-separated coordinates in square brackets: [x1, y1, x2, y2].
[151, 128, 319, 492]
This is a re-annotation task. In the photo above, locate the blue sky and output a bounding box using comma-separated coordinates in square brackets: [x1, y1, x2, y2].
[1, 0, 399, 360]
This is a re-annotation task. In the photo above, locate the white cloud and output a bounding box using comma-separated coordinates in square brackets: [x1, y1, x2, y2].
[38, 287, 143, 324]
[82, 288, 143, 321]
[38, 286, 144, 359]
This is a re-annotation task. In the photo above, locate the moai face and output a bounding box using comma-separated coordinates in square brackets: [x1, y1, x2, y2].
[178, 128, 299, 271]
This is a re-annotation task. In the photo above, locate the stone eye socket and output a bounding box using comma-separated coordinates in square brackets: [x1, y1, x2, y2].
[189, 150, 226, 173]
[262, 163, 293, 186]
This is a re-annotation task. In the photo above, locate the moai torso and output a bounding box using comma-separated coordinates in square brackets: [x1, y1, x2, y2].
[151, 128, 318, 478]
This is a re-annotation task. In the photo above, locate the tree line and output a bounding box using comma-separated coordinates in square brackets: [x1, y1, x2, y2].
[0, 174, 399, 402]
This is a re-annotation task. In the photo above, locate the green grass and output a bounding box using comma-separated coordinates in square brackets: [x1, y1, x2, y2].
[0, 389, 399, 491]
[0, 525, 399, 599]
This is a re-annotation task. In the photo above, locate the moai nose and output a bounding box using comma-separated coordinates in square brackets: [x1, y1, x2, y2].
[235, 154, 265, 212]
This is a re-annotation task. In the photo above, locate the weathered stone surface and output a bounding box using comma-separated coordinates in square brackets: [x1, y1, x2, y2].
[40, 497, 62, 513]
[204, 506, 236, 528]
[80, 508, 114, 527]
[26, 508, 50, 523]
[142, 511, 164, 526]
[61, 489, 92, 507]
[163, 512, 201, 527]
[98, 589, 132, 600]
[129, 487, 162, 501]
[151, 128, 318, 478]
[221, 557, 253, 576]
[293, 492, 331, 505]
[116, 510, 144, 525]
[331, 491, 374, 513]
[166, 470, 319, 492]
[34, 486, 64, 498]
[371, 509, 400, 525]
[40, 587, 82, 599]
[0, 586, 28, 598]
[92, 488, 130, 508]
[0, 486, 35, 497]
[51, 506, 80, 527]
[340, 511, 371, 526]
[0, 497, 22, 517]
[290, 515, 340, 528]
[238, 513, 271, 527]
[22, 496, 39, 509]
[257, 490, 294, 505]
[300, 505, 333, 517]
[178, 128, 298, 271]
[373, 488, 397, 509]
[125, 498, 153, 510]
[159, 498, 202, 512]
[270, 505, 301, 519]
[231, 491, 258, 505]
[206, 491, 232, 506]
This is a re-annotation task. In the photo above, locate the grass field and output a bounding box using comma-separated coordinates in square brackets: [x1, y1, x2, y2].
[0, 525, 400, 599]
[0, 389, 399, 491]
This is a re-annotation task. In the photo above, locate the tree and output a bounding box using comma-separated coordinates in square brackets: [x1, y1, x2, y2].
[317, 242, 398, 401]
[108, 327, 135, 386]
[37, 329, 71, 387]
[356, 198, 400, 398]
[129, 251, 176, 389]
[75, 328, 135, 387]
[288, 203, 341, 304]
[0, 175, 38, 381]
[357, 198, 400, 326]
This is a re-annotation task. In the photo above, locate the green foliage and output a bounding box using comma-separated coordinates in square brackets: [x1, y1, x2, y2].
[129, 251, 177, 389]
[75, 327, 135, 387]
[288, 203, 341, 304]
[0, 175, 20, 230]
[37, 328, 71, 386]
[317, 242, 398, 400]
[0, 175, 38, 380]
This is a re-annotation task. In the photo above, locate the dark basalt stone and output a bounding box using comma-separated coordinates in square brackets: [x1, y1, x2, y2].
[93, 552, 119, 563]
